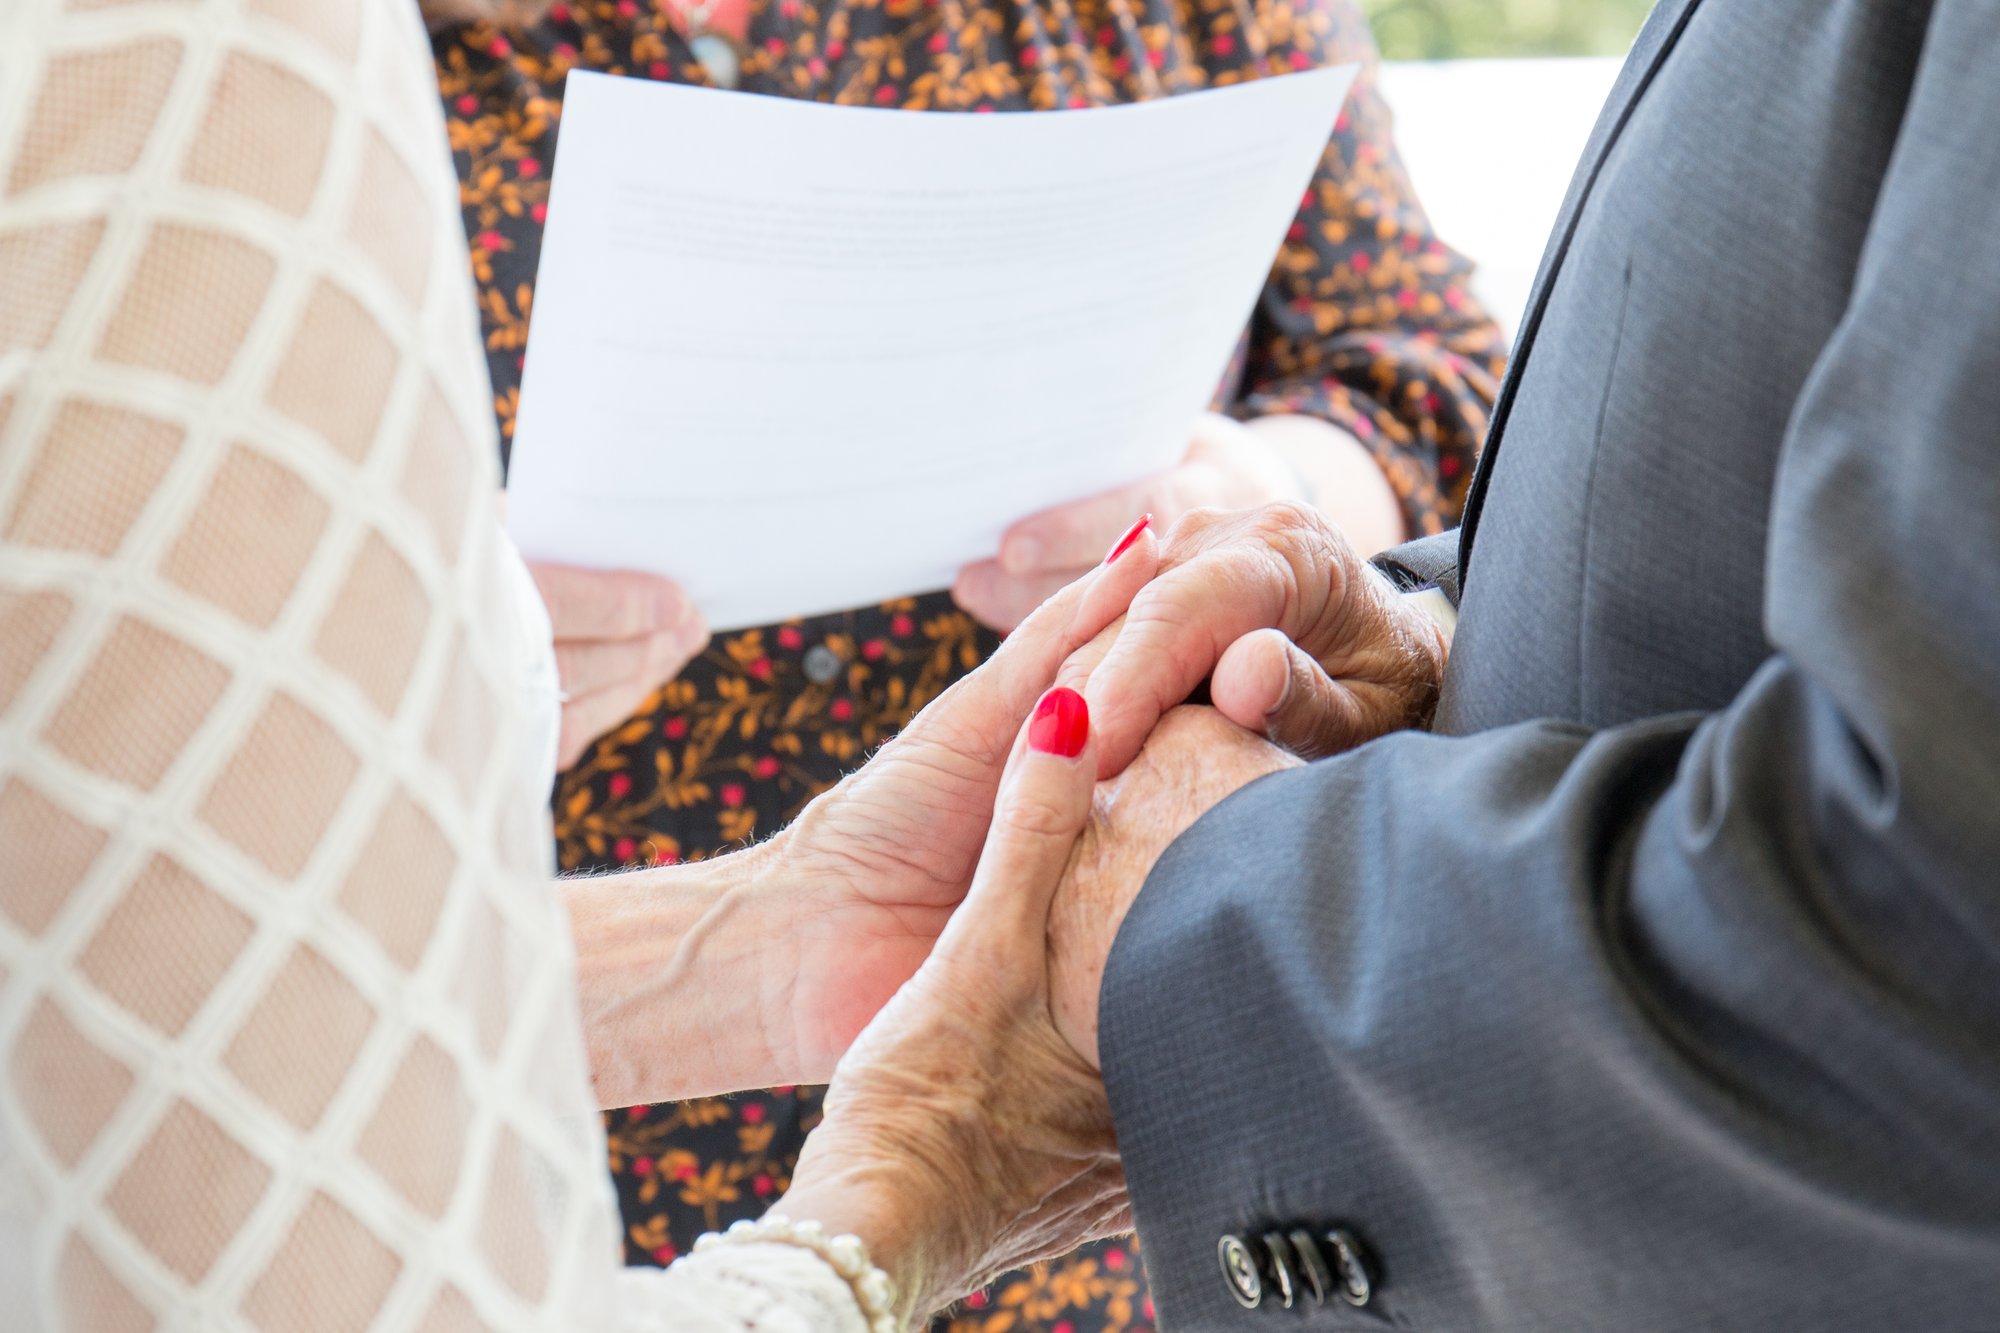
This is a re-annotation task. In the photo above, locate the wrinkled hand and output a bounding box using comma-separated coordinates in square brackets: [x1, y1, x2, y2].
[527, 561, 710, 769]
[1049, 706, 1300, 1067]
[1066, 502, 1450, 778]
[755, 523, 1160, 1083]
[777, 687, 1129, 1325]
[952, 413, 1300, 632]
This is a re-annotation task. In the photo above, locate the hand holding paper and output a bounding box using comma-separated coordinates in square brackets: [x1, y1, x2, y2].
[507, 69, 1357, 630]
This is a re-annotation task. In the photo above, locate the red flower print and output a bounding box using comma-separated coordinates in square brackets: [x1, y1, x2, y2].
[721, 783, 746, 807]
[663, 716, 688, 739]
[752, 755, 781, 779]
[777, 625, 804, 650]
[890, 613, 913, 637]
[829, 698, 853, 721]
[608, 772, 632, 798]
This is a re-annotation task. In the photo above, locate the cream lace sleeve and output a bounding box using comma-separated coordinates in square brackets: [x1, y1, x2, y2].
[0, 2, 867, 1329]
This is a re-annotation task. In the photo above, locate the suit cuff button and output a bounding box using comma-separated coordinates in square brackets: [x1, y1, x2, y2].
[1326, 1228, 1376, 1307]
[1287, 1227, 1337, 1306]
[1259, 1231, 1301, 1309]
[1218, 1234, 1264, 1309]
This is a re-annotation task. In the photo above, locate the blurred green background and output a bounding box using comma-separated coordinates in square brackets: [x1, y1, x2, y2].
[1361, 0, 1654, 59]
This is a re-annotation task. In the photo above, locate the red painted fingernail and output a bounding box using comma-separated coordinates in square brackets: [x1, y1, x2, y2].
[1028, 686, 1090, 758]
[1103, 513, 1152, 565]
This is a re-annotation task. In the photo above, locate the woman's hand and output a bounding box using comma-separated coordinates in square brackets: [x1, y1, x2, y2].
[951, 412, 1407, 632]
[761, 521, 1158, 1084]
[526, 561, 710, 769]
[775, 686, 1127, 1324]
[566, 521, 1159, 1107]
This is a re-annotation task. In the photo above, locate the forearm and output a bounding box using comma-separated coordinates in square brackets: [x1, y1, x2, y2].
[564, 839, 793, 1107]
[1246, 413, 1409, 555]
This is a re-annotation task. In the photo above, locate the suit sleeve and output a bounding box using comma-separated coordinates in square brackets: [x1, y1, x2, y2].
[1101, 8, 2000, 1330]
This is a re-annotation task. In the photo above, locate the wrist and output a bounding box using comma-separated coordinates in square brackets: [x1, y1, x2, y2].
[774, 1150, 972, 1327]
[563, 837, 791, 1105]
[1244, 414, 1410, 554]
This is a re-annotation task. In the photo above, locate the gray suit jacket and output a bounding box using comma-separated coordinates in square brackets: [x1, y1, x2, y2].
[1100, 1, 2000, 1328]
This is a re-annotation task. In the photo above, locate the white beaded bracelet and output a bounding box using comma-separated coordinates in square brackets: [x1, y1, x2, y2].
[693, 1214, 901, 1333]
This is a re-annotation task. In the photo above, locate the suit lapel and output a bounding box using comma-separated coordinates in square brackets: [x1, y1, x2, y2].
[1457, 0, 1707, 577]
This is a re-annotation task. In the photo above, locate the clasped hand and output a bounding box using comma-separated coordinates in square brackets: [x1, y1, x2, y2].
[770, 502, 1449, 1321]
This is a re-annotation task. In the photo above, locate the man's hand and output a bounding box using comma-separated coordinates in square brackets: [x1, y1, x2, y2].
[1068, 502, 1450, 778]
[526, 561, 709, 770]
[1049, 707, 1300, 1067]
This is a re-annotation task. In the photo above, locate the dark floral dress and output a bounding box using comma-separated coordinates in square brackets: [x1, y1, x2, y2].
[432, 4, 1504, 1330]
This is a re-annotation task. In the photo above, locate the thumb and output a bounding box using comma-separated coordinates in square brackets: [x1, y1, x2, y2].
[1210, 628, 1380, 761]
[933, 687, 1096, 965]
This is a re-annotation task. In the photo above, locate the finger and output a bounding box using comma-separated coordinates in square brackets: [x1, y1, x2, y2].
[1212, 628, 1376, 761]
[1081, 552, 1294, 779]
[556, 680, 652, 770]
[951, 562, 1080, 634]
[530, 563, 694, 640]
[907, 518, 1156, 771]
[1050, 616, 1122, 695]
[934, 686, 1097, 962]
[1000, 479, 1165, 575]
[1083, 504, 1353, 779]
[554, 623, 708, 698]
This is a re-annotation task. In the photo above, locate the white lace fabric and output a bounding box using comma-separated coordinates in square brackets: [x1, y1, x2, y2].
[0, 2, 867, 1329]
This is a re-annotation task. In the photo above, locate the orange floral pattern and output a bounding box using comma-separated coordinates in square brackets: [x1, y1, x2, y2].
[432, 2, 1504, 1329]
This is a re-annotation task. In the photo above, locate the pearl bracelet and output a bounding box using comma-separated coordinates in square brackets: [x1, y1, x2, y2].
[693, 1214, 901, 1333]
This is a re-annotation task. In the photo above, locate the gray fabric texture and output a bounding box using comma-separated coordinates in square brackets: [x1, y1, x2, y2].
[1101, 1, 2000, 1328]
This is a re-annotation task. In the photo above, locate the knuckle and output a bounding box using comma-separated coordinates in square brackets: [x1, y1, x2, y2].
[1249, 498, 1321, 541]
[999, 789, 1084, 840]
[612, 584, 653, 635]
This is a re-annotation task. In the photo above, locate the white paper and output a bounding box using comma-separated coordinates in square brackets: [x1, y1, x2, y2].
[507, 68, 1356, 630]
